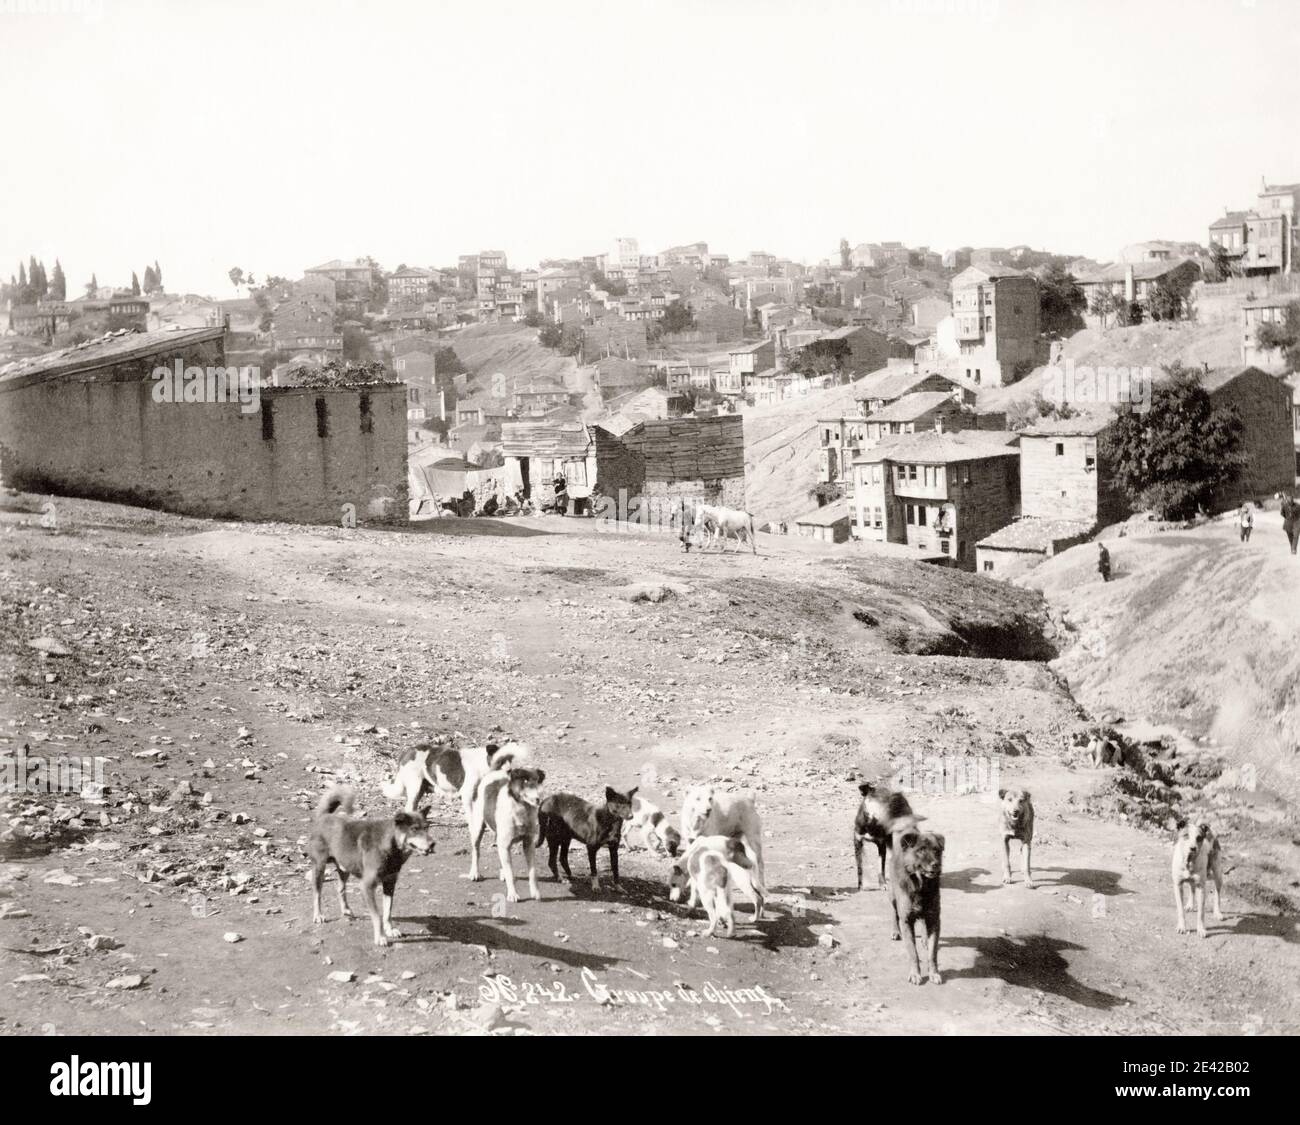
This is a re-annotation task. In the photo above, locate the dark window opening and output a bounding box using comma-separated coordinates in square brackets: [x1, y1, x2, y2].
[360, 393, 373, 434]
[316, 397, 329, 438]
[260, 399, 274, 441]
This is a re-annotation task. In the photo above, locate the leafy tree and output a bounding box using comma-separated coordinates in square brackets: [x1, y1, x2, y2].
[557, 325, 583, 357]
[1256, 301, 1300, 372]
[228, 267, 245, 290]
[433, 345, 468, 378]
[154, 260, 162, 290]
[537, 322, 564, 349]
[591, 271, 627, 297]
[839, 238, 851, 270]
[788, 337, 852, 381]
[1210, 244, 1237, 282]
[1038, 263, 1086, 334]
[523, 309, 542, 327]
[1148, 271, 1195, 322]
[130, 271, 141, 295]
[661, 299, 695, 334]
[49, 260, 66, 301]
[1102, 362, 1247, 520]
[86, 272, 98, 297]
[142, 265, 157, 293]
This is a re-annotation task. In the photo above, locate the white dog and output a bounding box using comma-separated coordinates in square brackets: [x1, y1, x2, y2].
[668, 833, 766, 930]
[466, 752, 546, 902]
[627, 794, 682, 856]
[680, 786, 765, 910]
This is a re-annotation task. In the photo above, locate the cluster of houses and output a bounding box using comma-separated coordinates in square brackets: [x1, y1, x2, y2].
[799, 358, 1295, 577]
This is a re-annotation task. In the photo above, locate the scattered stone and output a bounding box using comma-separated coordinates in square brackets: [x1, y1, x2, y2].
[105, 974, 145, 990]
[223, 932, 244, 944]
[327, 970, 356, 984]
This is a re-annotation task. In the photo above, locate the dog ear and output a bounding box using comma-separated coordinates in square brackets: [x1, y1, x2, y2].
[997, 788, 1007, 799]
[933, 833, 945, 854]
[1020, 790, 1031, 801]
[858, 782, 873, 795]
[627, 786, 639, 800]
[536, 769, 546, 785]
[605, 786, 619, 802]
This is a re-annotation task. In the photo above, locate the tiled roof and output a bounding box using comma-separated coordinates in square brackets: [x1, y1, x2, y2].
[864, 391, 954, 422]
[977, 516, 1094, 551]
[857, 430, 1019, 464]
[0, 326, 224, 387]
[1021, 410, 1113, 436]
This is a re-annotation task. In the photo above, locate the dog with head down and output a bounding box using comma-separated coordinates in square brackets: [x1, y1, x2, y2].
[888, 819, 944, 985]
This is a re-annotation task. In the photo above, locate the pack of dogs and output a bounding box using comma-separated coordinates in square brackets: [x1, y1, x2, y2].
[308, 737, 1231, 973]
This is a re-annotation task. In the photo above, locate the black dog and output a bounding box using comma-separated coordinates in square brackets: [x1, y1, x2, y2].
[889, 822, 944, 985]
[853, 781, 915, 890]
[536, 787, 635, 891]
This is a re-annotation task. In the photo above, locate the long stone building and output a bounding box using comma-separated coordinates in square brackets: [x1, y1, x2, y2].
[0, 327, 408, 525]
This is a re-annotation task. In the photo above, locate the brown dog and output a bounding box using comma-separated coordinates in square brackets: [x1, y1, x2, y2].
[307, 786, 434, 946]
[888, 821, 944, 985]
[853, 782, 915, 890]
[998, 788, 1035, 888]
[537, 786, 636, 891]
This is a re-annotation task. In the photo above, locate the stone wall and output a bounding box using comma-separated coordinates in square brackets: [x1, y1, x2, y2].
[0, 340, 407, 525]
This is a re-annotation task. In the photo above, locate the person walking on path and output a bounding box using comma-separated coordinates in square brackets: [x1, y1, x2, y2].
[1239, 503, 1254, 543]
[1097, 542, 1111, 582]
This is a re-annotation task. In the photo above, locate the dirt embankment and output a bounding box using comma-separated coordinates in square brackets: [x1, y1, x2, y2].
[1020, 511, 1300, 913]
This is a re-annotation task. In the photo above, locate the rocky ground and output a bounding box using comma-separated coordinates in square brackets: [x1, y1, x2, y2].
[1, 496, 1296, 1035]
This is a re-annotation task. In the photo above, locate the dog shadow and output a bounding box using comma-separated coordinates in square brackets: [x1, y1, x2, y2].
[405, 912, 622, 971]
[1224, 912, 1300, 944]
[1030, 866, 1132, 897]
[943, 934, 1125, 1010]
[942, 866, 1003, 895]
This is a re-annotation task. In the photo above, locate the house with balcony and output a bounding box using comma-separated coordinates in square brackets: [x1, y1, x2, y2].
[1075, 259, 1202, 326]
[1241, 296, 1298, 369]
[850, 430, 1021, 568]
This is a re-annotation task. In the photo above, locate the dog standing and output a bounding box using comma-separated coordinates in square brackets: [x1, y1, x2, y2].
[998, 788, 1035, 888]
[306, 786, 434, 946]
[853, 782, 915, 890]
[680, 786, 765, 905]
[668, 833, 766, 927]
[1172, 822, 1224, 938]
[382, 738, 529, 819]
[888, 821, 944, 984]
[628, 793, 682, 856]
[537, 786, 636, 891]
[468, 757, 546, 903]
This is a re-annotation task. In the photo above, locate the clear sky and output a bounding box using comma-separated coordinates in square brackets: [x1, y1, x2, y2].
[2, 0, 1297, 297]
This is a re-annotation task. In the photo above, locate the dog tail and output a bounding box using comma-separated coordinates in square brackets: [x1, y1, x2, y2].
[536, 810, 550, 848]
[490, 741, 530, 770]
[317, 784, 354, 817]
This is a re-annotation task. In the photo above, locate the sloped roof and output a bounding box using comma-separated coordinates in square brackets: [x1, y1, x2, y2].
[1209, 211, 1254, 229]
[865, 391, 956, 422]
[1021, 408, 1113, 436]
[0, 326, 224, 387]
[795, 499, 851, 527]
[977, 516, 1093, 552]
[858, 429, 1019, 464]
[853, 365, 956, 403]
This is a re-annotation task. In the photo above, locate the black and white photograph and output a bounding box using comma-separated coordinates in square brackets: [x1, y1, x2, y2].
[0, 0, 1295, 1093]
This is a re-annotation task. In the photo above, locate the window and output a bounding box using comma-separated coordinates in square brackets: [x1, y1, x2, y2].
[958, 540, 965, 559]
[908, 464, 917, 481]
[315, 397, 329, 437]
[906, 504, 916, 525]
[940, 540, 950, 554]
[1084, 438, 1096, 471]
[260, 399, 274, 441]
[983, 560, 994, 572]
[917, 505, 928, 527]
[873, 507, 882, 529]
[360, 393, 373, 434]
[1055, 442, 1065, 456]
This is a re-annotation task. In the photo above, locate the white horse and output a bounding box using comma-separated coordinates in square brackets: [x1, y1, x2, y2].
[693, 503, 757, 554]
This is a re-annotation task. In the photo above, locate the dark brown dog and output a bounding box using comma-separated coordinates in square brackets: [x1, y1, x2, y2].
[537, 786, 636, 891]
[853, 782, 915, 890]
[888, 821, 944, 985]
[307, 786, 434, 946]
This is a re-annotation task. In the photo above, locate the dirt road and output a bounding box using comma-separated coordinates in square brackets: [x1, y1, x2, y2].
[1, 498, 1295, 1035]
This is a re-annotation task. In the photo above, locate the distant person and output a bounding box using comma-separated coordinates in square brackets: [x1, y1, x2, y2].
[1097, 542, 1111, 582]
[552, 473, 568, 515]
[1279, 493, 1300, 556]
[1238, 503, 1253, 543]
